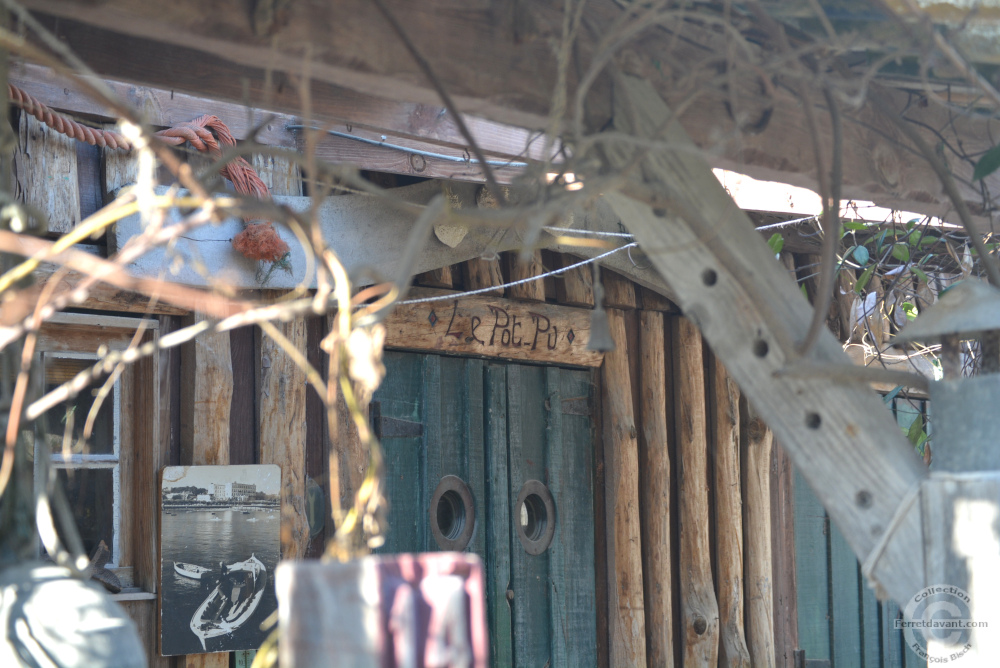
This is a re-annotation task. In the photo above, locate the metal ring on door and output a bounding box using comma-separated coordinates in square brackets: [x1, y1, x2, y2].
[515, 480, 556, 555]
[429, 475, 476, 551]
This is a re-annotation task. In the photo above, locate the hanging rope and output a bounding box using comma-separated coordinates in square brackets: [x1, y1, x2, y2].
[8, 83, 288, 263]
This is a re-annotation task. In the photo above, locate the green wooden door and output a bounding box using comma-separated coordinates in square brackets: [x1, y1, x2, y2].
[373, 351, 598, 667]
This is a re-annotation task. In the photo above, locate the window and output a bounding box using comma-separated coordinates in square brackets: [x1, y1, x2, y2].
[35, 313, 161, 599]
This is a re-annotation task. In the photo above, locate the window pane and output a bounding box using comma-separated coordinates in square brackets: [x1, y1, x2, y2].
[55, 468, 115, 560]
[44, 357, 115, 455]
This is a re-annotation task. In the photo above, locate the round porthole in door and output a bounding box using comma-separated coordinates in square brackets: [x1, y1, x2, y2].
[515, 480, 556, 555]
[429, 475, 476, 551]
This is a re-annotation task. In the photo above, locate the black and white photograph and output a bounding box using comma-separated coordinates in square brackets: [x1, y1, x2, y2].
[160, 464, 281, 656]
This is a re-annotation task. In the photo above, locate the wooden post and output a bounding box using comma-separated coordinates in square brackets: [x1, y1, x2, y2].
[462, 258, 505, 295]
[673, 316, 720, 665]
[601, 269, 638, 310]
[711, 356, 751, 667]
[638, 311, 674, 667]
[12, 112, 80, 234]
[259, 314, 310, 561]
[552, 253, 595, 307]
[744, 402, 775, 667]
[180, 311, 232, 668]
[601, 309, 647, 667]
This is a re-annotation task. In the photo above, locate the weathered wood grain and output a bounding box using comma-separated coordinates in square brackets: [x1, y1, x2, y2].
[382, 288, 603, 367]
[103, 122, 139, 201]
[462, 258, 505, 296]
[414, 265, 454, 289]
[605, 74, 927, 607]
[131, 330, 160, 593]
[259, 314, 309, 560]
[180, 310, 231, 668]
[504, 250, 546, 302]
[551, 252, 595, 307]
[602, 269, 637, 310]
[120, 601, 170, 668]
[673, 317, 720, 665]
[638, 286, 677, 313]
[601, 309, 646, 667]
[769, 440, 798, 668]
[710, 355, 751, 667]
[637, 311, 674, 668]
[743, 402, 775, 668]
[26, 265, 188, 316]
[13, 111, 80, 235]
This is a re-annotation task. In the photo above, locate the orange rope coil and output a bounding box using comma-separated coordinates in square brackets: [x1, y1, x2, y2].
[8, 83, 287, 263]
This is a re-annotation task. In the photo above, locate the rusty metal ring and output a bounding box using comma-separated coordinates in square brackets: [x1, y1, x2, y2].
[429, 475, 476, 551]
[514, 480, 556, 555]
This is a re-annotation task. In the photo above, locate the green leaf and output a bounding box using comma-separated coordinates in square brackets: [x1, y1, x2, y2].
[852, 245, 869, 265]
[901, 301, 918, 320]
[800, 283, 809, 299]
[767, 232, 784, 255]
[855, 264, 875, 293]
[905, 220, 918, 231]
[908, 230, 923, 246]
[843, 221, 867, 231]
[912, 266, 929, 283]
[875, 229, 888, 251]
[973, 144, 1000, 181]
[920, 236, 939, 247]
[891, 244, 910, 263]
[906, 414, 925, 446]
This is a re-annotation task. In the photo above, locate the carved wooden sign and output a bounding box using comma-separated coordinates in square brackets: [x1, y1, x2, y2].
[383, 290, 604, 367]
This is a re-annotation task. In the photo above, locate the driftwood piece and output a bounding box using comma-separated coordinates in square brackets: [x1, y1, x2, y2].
[13, 112, 80, 234]
[601, 309, 647, 667]
[673, 317, 720, 665]
[637, 311, 674, 667]
[710, 356, 751, 667]
[744, 402, 775, 667]
[606, 74, 927, 607]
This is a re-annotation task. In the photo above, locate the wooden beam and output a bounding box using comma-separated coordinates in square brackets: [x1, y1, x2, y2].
[383, 288, 603, 367]
[743, 402, 775, 667]
[637, 311, 674, 668]
[601, 309, 646, 666]
[604, 74, 927, 606]
[710, 356, 750, 667]
[673, 317, 720, 665]
[21, 2, 1000, 228]
[27, 265, 189, 315]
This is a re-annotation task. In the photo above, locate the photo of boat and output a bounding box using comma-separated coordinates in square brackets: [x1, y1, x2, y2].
[174, 562, 212, 580]
[189, 555, 268, 651]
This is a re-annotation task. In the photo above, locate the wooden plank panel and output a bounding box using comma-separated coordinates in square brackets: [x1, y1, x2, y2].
[546, 367, 598, 667]
[131, 330, 159, 593]
[304, 315, 328, 558]
[601, 270, 637, 310]
[179, 311, 231, 668]
[13, 111, 80, 235]
[373, 352, 425, 554]
[860, 574, 881, 668]
[602, 308, 646, 667]
[743, 404, 775, 668]
[793, 469, 831, 661]
[484, 363, 513, 666]
[507, 364, 551, 665]
[770, 441, 799, 668]
[463, 359, 487, 559]
[415, 266, 454, 289]
[504, 251, 546, 302]
[637, 310, 674, 668]
[120, 600, 170, 668]
[259, 316, 309, 560]
[882, 600, 904, 667]
[673, 316, 720, 665]
[103, 123, 138, 201]
[26, 265, 189, 316]
[638, 286, 677, 313]
[384, 289, 603, 367]
[829, 522, 863, 666]
[228, 326, 257, 466]
[711, 355, 751, 667]
[421, 354, 443, 554]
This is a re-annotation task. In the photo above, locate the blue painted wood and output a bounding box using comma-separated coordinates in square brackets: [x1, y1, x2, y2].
[794, 468, 832, 661]
[829, 520, 863, 665]
[860, 573, 882, 667]
[484, 363, 513, 667]
[883, 600, 905, 667]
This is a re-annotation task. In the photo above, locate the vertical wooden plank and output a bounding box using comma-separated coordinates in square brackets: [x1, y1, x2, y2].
[638, 286, 677, 313]
[228, 326, 257, 466]
[673, 316, 720, 666]
[259, 316, 309, 560]
[76, 141, 102, 219]
[546, 367, 598, 667]
[304, 315, 328, 558]
[464, 359, 487, 559]
[860, 574, 882, 667]
[547, 252, 595, 307]
[638, 311, 674, 668]
[829, 522, 862, 666]
[793, 469, 831, 662]
[601, 270, 637, 310]
[770, 441, 799, 668]
[102, 123, 138, 202]
[602, 309, 647, 667]
[507, 364, 551, 665]
[121, 601, 170, 668]
[132, 330, 160, 593]
[484, 363, 513, 666]
[327, 317, 368, 521]
[711, 355, 751, 667]
[882, 600, 904, 667]
[252, 153, 302, 196]
[179, 311, 231, 668]
[422, 355, 443, 554]
[373, 352, 425, 554]
[592, 368, 610, 668]
[462, 258, 505, 295]
[504, 251, 546, 302]
[12, 112, 80, 234]
[744, 402, 775, 668]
